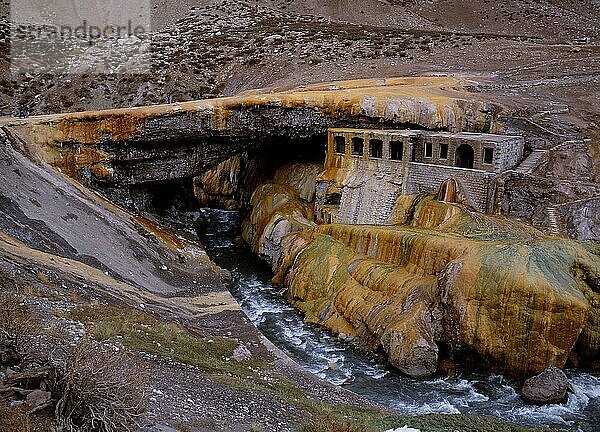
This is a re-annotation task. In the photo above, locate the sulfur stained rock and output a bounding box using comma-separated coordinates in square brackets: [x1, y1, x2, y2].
[273, 163, 323, 203]
[241, 163, 321, 270]
[436, 178, 466, 204]
[8, 77, 502, 189]
[274, 230, 444, 377]
[193, 154, 243, 210]
[380, 303, 440, 378]
[273, 195, 600, 377]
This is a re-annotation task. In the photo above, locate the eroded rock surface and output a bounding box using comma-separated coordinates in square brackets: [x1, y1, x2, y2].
[502, 141, 600, 240]
[245, 169, 600, 377]
[242, 163, 320, 271]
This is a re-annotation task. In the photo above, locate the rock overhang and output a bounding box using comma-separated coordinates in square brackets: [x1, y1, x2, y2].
[3, 76, 503, 156]
[0, 76, 511, 195]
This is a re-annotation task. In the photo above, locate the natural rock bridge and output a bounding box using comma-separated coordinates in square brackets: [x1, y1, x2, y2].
[3, 77, 500, 190]
[1, 74, 598, 382]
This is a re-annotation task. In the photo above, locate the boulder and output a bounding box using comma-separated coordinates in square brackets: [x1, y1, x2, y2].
[522, 366, 570, 404]
[26, 389, 52, 409]
[193, 212, 208, 237]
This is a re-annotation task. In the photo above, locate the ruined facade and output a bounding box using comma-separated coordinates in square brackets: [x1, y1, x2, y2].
[316, 128, 524, 224]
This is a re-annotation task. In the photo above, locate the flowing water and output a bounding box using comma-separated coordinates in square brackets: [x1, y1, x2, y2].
[189, 208, 599, 431]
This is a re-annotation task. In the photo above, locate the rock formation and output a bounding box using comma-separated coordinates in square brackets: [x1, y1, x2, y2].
[244, 169, 600, 378]
[5, 75, 598, 240]
[5, 77, 501, 188]
[241, 163, 321, 271]
[502, 141, 600, 240]
[194, 154, 244, 209]
[522, 366, 571, 404]
[3, 71, 598, 380]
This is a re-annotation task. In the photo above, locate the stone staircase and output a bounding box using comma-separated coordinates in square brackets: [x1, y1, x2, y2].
[515, 150, 548, 175]
[545, 205, 561, 236]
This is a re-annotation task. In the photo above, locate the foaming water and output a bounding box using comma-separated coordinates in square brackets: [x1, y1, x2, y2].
[190, 209, 599, 431]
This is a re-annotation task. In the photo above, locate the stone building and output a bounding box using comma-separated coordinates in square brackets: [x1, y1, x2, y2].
[316, 128, 524, 224]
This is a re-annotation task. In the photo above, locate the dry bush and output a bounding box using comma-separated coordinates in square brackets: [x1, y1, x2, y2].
[1, 273, 148, 431]
[55, 337, 149, 432]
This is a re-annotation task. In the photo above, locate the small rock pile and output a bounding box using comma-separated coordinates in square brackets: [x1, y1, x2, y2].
[0, 342, 55, 415]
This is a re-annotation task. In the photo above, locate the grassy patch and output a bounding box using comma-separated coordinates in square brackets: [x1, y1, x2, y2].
[60, 305, 266, 377]
[268, 379, 546, 432]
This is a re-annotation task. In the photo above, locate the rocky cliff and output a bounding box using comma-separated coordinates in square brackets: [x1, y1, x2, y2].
[244, 170, 600, 378]
[241, 163, 321, 271]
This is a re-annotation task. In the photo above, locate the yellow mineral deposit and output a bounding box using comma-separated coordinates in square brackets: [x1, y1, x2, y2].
[243, 161, 600, 378]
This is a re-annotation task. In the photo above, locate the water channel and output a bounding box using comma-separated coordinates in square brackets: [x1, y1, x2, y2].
[186, 208, 600, 432]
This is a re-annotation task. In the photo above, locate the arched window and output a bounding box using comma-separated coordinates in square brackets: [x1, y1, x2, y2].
[455, 144, 475, 169]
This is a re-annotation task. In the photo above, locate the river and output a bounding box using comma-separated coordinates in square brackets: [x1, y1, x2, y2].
[187, 208, 599, 431]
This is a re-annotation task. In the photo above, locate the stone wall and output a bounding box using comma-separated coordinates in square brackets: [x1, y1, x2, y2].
[317, 160, 497, 224]
[406, 162, 496, 211]
[337, 170, 403, 225]
[495, 136, 524, 172]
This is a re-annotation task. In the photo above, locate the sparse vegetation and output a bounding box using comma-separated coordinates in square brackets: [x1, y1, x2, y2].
[61, 305, 267, 377]
[54, 337, 148, 432]
[52, 293, 550, 431]
[0, 273, 149, 432]
[298, 412, 547, 432]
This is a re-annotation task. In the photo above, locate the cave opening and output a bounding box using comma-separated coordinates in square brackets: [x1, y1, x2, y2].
[116, 133, 328, 215]
[258, 133, 327, 169]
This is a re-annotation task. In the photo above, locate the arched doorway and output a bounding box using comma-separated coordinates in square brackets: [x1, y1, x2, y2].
[455, 144, 475, 169]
